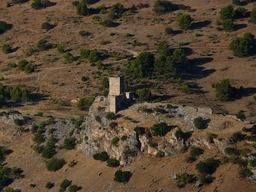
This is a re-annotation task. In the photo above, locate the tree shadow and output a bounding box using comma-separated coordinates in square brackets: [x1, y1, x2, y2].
[172, 30, 183, 35]
[159, 95, 173, 101]
[240, 87, 256, 97]
[234, 23, 247, 31]
[11, 47, 19, 53]
[29, 93, 49, 102]
[192, 20, 212, 30]
[189, 83, 208, 94]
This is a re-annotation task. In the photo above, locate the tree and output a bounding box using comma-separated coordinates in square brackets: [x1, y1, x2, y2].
[194, 117, 205, 129]
[235, 7, 247, 19]
[41, 22, 54, 30]
[60, 179, 72, 192]
[37, 39, 50, 51]
[151, 122, 168, 136]
[190, 146, 204, 157]
[222, 19, 234, 32]
[46, 158, 65, 171]
[114, 170, 132, 183]
[31, 0, 52, 9]
[213, 79, 237, 101]
[157, 41, 171, 56]
[178, 14, 192, 30]
[250, 8, 256, 24]
[109, 3, 125, 19]
[196, 158, 219, 174]
[93, 151, 109, 161]
[2, 44, 12, 54]
[128, 52, 155, 78]
[219, 5, 235, 20]
[63, 137, 76, 150]
[229, 33, 255, 57]
[153, 0, 174, 15]
[76, 3, 89, 16]
[136, 88, 152, 102]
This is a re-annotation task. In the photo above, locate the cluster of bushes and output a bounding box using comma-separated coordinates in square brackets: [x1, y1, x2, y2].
[18, 59, 36, 73]
[80, 48, 100, 62]
[0, 84, 30, 106]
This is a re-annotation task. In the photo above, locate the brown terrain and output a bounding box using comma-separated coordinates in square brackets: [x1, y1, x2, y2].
[1, 0, 256, 191]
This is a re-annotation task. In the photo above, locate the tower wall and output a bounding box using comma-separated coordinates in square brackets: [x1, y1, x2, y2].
[109, 77, 124, 95]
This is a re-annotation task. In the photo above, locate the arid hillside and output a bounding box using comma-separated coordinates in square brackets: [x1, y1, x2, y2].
[1, 0, 256, 191]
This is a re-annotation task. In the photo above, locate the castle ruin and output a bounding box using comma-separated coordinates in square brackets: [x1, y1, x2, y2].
[108, 76, 132, 113]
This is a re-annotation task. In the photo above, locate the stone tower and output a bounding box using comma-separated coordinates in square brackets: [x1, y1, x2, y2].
[108, 76, 125, 113]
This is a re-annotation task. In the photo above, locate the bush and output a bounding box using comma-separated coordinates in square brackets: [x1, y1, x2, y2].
[153, 0, 174, 15]
[238, 166, 253, 178]
[14, 119, 25, 126]
[68, 185, 81, 192]
[224, 147, 240, 156]
[106, 112, 115, 120]
[236, 110, 246, 120]
[41, 22, 54, 30]
[199, 174, 214, 184]
[219, 5, 234, 20]
[107, 158, 120, 167]
[178, 14, 192, 30]
[250, 8, 256, 24]
[0, 21, 10, 35]
[93, 151, 109, 161]
[37, 38, 50, 51]
[235, 7, 247, 18]
[76, 2, 90, 16]
[134, 126, 145, 135]
[109, 121, 118, 128]
[45, 182, 54, 189]
[109, 3, 125, 20]
[112, 137, 119, 146]
[175, 128, 186, 140]
[63, 52, 75, 63]
[232, 131, 245, 141]
[184, 155, 196, 163]
[42, 137, 56, 159]
[100, 19, 116, 27]
[207, 132, 217, 143]
[63, 137, 76, 150]
[213, 79, 238, 101]
[165, 27, 173, 35]
[229, 32, 255, 57]
[46, 158, 65, 171]
[31, 0, 52, 10]
[193, 117, 205, 129]
[222, 19, 234, 32]
[114, 170, 132, 183]
[77, 96, 95, 111]
[179, 173, 193, 184]
[196, 158, 219, 174]
[2, 44, 12, 54]
[190, 146, 204, 157]
[151, 122, 168, 136]
[60, 179, 72, 192]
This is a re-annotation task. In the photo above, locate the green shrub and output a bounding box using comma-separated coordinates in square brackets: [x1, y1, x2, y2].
[121, 135, 127, 141]
[236, 110, 246, 120]
[151, 122, 168, 136]
[60, 179, 72, 192]
[68, 184, 81, 192]
[212, 79, 239, 101]
[153, 0, 174, 15]
[199, 174, 213, 184]
[193, 117, 205, 129]
[136, 88, 152, 102]
[207, 132, 217, 143]
[109, 121, 118, 128]
[0, 21, 10, 34]
[178, 14, 192, 30]
[100, 19, 115, 27]
[63, 137, 76, 150]
[14, 119, 25, 126]
[107, 158, 120, 167]
[219, 5, 234, 20]
[63, 52, 74, 63]
[250, 7, 256, 24]
[2, 43, 12, 54]
[134, 126, 145, 135]
[250, 159, 256, 167]
[184, 155, 196, 163]
[42, 137, 56, 159]
[46, 158, 65, 171]
[222, 19, 234, 32]
[238, 166, 253, 178]
[195, 158, 219, 174]
[224, 147, 240, 156]
[72, 1, 79, 6]
[238, 158, 248, 167]
[190, 146, 204, 157]
[179, 173, 193, 184]
[76, 96, 95, 111]
[114, 170, 132, 183]
[165, 27, 173, 35]
[37, 38, 50, 51]
[112, 137, 119, 146]
[106, 112, 115, 120]
[93, 151, 109, 161]
[41, 22, 54, 30]
[57, 44, 65, 53]
[232, 131, 245, 141]
[45, 182, 54, 189]
[175, 128, 186, 140]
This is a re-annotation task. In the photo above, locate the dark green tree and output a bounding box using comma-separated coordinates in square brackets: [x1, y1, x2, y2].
[196, 158, 219, 174]
[37, 39, 50, 51]
[229, 33, 255, 57]
[194, 117, 205, 129]
[63, 137, 76, 150]
[46, 158, 65, 171]
[213, 79, 236, 101]
[157, 41, 171, 56]
[76, 96, 95, 111]
[76, 3, 90, 16]
[114, 170, 132, 183]
[178, 14, 193, 30]
[222, 19, 234, 32]
[0, 21, 10, 34]
[219, 5, 235, 20]
[109, 3, 125, 19]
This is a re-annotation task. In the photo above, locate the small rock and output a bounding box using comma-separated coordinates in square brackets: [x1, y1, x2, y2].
[171, 173, 177, 180]
[98, 172, 102, 176]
